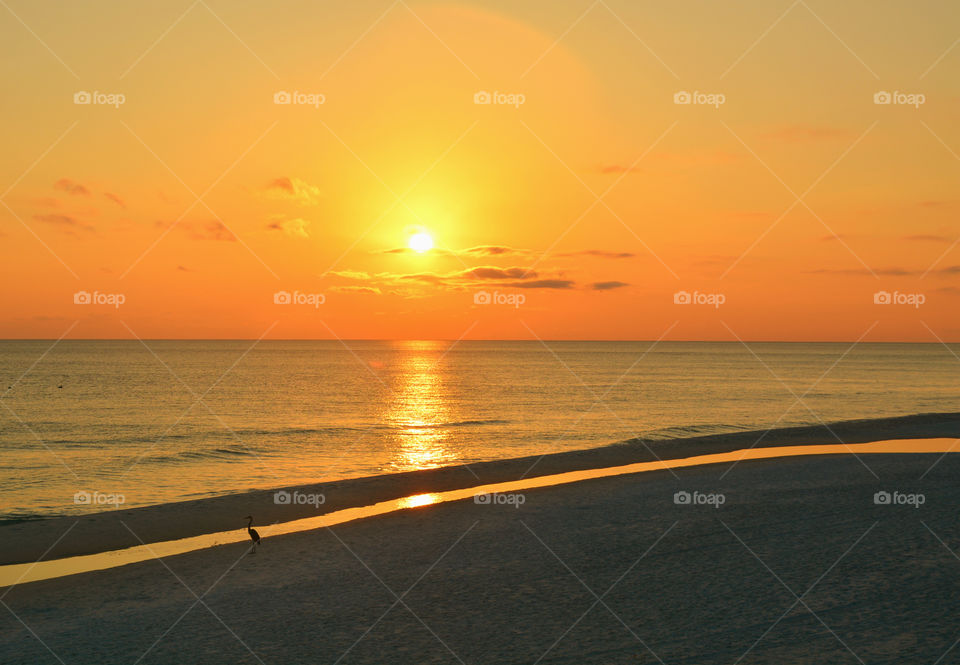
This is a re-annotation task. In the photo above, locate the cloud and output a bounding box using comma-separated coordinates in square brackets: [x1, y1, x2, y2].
[381, 246, 447, 255]
[330, 286, 381, 295]
[330, 270, 372, 280]
[590, 281, 630, 290]
[395, 272, 448, 285]
[329, 266, 634, 293]
[267, 217, 310, 238]
[381, 245, 534, 258]
[461, 266, 534, 280]
[558, 250, 635, 259]
[33, 213, 92, 231]
[162, 219, 235, 241]
[53, 178, 90, 196]
[104, 192, 125, 208]
[503, 279, 575, 289]
[332, 265, 563, 290]
[461, 245, 530, 256]
[264, 177, 321, 205]
[762, 125, 852, 142]
[195, 220, 234, 241]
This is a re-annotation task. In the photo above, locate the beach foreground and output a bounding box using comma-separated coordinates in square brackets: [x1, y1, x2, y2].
[3, 450, 959, 664]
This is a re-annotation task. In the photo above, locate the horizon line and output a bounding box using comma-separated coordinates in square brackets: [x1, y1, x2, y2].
[0, 338, 954, 344]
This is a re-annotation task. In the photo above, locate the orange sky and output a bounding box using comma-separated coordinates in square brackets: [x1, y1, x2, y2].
[1, 0, 958, 341]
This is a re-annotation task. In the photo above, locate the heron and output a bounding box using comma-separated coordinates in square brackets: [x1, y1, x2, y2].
[245, 516, 261, 554]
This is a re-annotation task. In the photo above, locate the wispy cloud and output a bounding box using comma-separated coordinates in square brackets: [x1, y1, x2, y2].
[264, 177, 321, 205]
[329, 265, 620, 293]
[590, 280, 630, 290]
[33, 213, 93, 232]
[160, 219, 235, 241]
[504, 279, 575, 289]
[557, 250, 635, 259]
[104, 192, 126, 208]
[462, 245, 530, 257]
[381, 244, 530, 257]
[462, 266, 534, 280]
[330, 285, 381, 295]
[267, 217, 310, 238]
[54, 178, 90, 196]
[330, 270, 371, 280]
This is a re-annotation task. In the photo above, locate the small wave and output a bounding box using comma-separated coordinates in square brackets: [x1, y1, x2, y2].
[640, 423, 758, 440]
[6, 420, 513, 449]
[142, 444, 259, 465]
[0, 513, 50, 525]
[401, 419, 509, 430]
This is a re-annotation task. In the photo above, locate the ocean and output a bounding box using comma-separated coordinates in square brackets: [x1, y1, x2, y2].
[1, 340, 957, 519]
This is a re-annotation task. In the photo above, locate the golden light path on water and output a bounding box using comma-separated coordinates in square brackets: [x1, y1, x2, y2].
[385, 341, 459, 473]
[0, 438, 955, 588]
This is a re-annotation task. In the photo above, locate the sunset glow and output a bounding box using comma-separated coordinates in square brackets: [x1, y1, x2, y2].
[0, 2, 957, 342]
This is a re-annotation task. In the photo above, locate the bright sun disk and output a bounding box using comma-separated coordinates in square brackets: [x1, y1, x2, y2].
[409, 232, 433, 253]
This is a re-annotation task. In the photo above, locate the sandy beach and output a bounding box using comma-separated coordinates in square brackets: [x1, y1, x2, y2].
[2, 416, 960, 663]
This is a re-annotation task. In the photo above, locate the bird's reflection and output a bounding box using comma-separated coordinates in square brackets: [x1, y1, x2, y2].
[384, 342, 459, 472]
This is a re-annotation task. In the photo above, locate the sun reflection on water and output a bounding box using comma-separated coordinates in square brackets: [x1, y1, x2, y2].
[385, 342, 460, 472]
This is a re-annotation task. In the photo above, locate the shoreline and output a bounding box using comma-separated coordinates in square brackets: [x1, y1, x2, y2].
[1, 437, 955, 588]
[3, 411, 958, 565]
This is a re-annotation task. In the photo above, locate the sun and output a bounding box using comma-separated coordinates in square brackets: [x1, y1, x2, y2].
[408, 231, 434, 253]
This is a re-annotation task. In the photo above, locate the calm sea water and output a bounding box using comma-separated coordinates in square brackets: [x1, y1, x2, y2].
[1, 341, 957, 518]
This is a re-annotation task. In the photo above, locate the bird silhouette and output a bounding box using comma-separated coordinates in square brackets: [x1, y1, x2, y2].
[245, 516, 261, 554]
